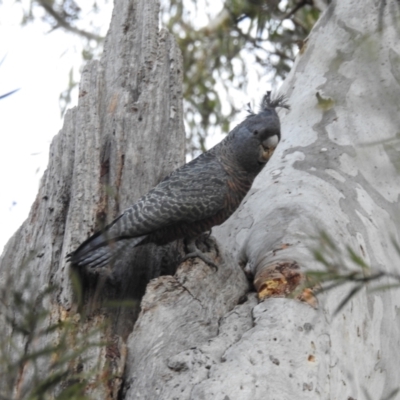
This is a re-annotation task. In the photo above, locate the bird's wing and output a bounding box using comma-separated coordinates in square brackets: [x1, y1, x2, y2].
[69, 151, 227, 267]
[68, 235, 146, 268]
[109, 150, 228, 238]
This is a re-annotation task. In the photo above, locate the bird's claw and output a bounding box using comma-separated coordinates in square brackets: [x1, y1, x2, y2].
[183, 238, 218, 271]
[182, 251, 218, 271]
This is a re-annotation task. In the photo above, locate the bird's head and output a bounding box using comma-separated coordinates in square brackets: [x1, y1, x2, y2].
[227, 92, 288, 174]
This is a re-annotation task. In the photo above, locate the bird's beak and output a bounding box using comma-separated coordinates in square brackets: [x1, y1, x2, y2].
[258, 135, 279, 163]
[259, 146, 275, 162]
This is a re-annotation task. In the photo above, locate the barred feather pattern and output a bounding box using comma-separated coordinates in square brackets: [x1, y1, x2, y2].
[69, 92, 284, 268]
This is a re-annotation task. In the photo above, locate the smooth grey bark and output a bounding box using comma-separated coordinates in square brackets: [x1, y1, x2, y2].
[2, 0, 400, 400]
[125, 1, 400, 399]
[208, 1, 400, 399]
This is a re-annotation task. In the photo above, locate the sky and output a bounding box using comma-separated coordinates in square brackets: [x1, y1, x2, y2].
[0, 0, 113, 252]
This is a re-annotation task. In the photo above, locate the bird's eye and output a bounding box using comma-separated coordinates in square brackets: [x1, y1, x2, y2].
[253, 130, 259, 136]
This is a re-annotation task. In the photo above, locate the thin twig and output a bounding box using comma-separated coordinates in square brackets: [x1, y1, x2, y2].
[37, 0, 103, 42]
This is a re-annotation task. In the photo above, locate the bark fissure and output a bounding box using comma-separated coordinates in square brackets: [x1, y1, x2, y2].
[1, 0, 185, 396]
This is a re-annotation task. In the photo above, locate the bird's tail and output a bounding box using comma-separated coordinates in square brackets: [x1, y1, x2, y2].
[67, 232, 147, 269]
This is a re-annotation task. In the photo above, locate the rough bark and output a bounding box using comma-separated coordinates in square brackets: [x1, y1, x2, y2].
[0, 0, 187, 396]
[2, 0, 400, 399]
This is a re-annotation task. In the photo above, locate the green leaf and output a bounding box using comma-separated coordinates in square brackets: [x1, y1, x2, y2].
[334, 285, 364, 315]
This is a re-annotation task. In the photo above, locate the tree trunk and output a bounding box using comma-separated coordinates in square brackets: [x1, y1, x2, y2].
[2, 0, 400, 399]
[0, 0, 186, 397]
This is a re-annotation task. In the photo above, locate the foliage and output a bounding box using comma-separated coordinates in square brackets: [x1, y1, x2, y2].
[308, 231, 400, 315]
[0, 264, 107, 399]
[161, 0, 323, 154]
[11, 0, 324, 154]
[0, 88, 19, 100]
[0, 55, 19, 100]
[20, 0, 104, 42]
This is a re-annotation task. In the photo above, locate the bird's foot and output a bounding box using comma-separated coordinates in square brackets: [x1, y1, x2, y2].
[182, 251, 218, 271]
[183, 239, 218, 271]
[204, 229, 212, 239]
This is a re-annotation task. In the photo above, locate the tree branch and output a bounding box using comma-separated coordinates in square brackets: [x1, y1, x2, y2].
[37, 0, 103, 42]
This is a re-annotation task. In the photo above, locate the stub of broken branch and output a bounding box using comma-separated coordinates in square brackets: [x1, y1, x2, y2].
[254, 260, 302, 300]
[253, 260, 318, 308]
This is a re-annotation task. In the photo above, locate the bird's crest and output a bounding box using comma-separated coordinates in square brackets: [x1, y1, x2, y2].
[261, 91, 290, 111]
[247, 91, 290, 116]
[246, 102, 254, 115]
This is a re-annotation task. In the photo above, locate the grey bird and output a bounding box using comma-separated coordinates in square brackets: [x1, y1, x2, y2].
[68, 92, 288, 269]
